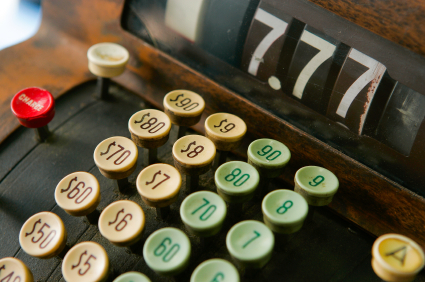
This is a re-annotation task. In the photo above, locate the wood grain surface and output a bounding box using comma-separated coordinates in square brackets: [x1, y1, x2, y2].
[309, 0, 425, 57]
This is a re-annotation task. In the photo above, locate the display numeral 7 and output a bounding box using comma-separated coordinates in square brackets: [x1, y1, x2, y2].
[292, 30, 336, 99]
[248, 9, 288, 76]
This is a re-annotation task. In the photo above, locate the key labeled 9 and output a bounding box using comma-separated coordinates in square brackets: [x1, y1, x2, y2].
[205, 113, 247, 151]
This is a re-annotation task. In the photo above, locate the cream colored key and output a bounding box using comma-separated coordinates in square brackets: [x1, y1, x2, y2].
[172, 135, 216, 191]
[62, 241, 109, 282]
[19, 212, 67, 259]
[136, 163, 181, 220]
[55, 172, 101, 224]
[372, 234, 425, 282]
[205, 113, 247, 170]
[129, 109, 172, 165]
[163, 90, 205, 139]
[99, 200, 145, 247]
[0, 257, 34, 282]
[87, 43, 129, 99]
[94, 136, 138, 193]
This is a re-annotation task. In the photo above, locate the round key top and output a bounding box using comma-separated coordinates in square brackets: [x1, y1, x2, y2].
[190, 258, 239, 282]
[262, 190, 308, 234]
[114, 271, 151, 282]
[143, 227, 191, 276]
[205, 113, 247, 151]
[11, 87, 55, 128]
[87, 42, 129, 78]
[215, 161, 259, 203]
[99, 200, 145, 247]
[0, 257, 34, 282]
[136, 163, 181, 208]
[226, 220, 274, 268]
[248, 138, 291, 178]
[173, 135, 216, 175]
[173, 135, 216, 191]
[87, 42, 129, 99]
[19, 212, 67, 259]
[62, 241, 109, 282]
[129, 109, 172, 165]
[294, 166, 339, 206]
[55, 172, 100, 217]
[180, 191, 227, 237]
[164, 90, 205, 126]
[372, 234, 425, 282]
[94, 136, 138, 180]
[11, 87, 55, 142]
[129, 109, 172, 148]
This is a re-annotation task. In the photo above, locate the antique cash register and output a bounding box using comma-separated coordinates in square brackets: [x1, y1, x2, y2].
[0, 0, 425, 281]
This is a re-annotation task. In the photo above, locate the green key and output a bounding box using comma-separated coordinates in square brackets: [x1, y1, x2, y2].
[294, 166, 339, 206]
[226, 220, 274, 269]
[215, 161, 260, 203]
[190, 258, 240, 282]
[143, 227, 191, 276]
[248, 138, 291, 178]
[262, 189, 308, 234]
[113, 271, 151, 282]
[180, 191, 227, 237]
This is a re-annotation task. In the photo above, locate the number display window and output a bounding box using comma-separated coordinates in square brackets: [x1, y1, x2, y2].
[371, 83, 425, 156]
[326, 48, 387, 134]
[199, 0, 259, 67]
[241, 1, 293, 82]
[282, 26, 348, 114]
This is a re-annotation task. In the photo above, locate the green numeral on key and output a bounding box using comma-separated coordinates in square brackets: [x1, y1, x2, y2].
[276, 200, 293, 214]
[242, 230, 261, 248]
[257, 145, 282, 161]
[154, 237, 180, 262]
[191, 198, 217, 221]
[309, 175, 325, 187]
[225, 168, 250, 187]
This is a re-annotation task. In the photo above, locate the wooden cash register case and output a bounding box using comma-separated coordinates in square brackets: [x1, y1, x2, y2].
[1, 0, 425, 281]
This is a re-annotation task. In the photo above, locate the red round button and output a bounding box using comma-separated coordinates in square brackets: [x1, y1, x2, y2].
[11, 87, 55, 128]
